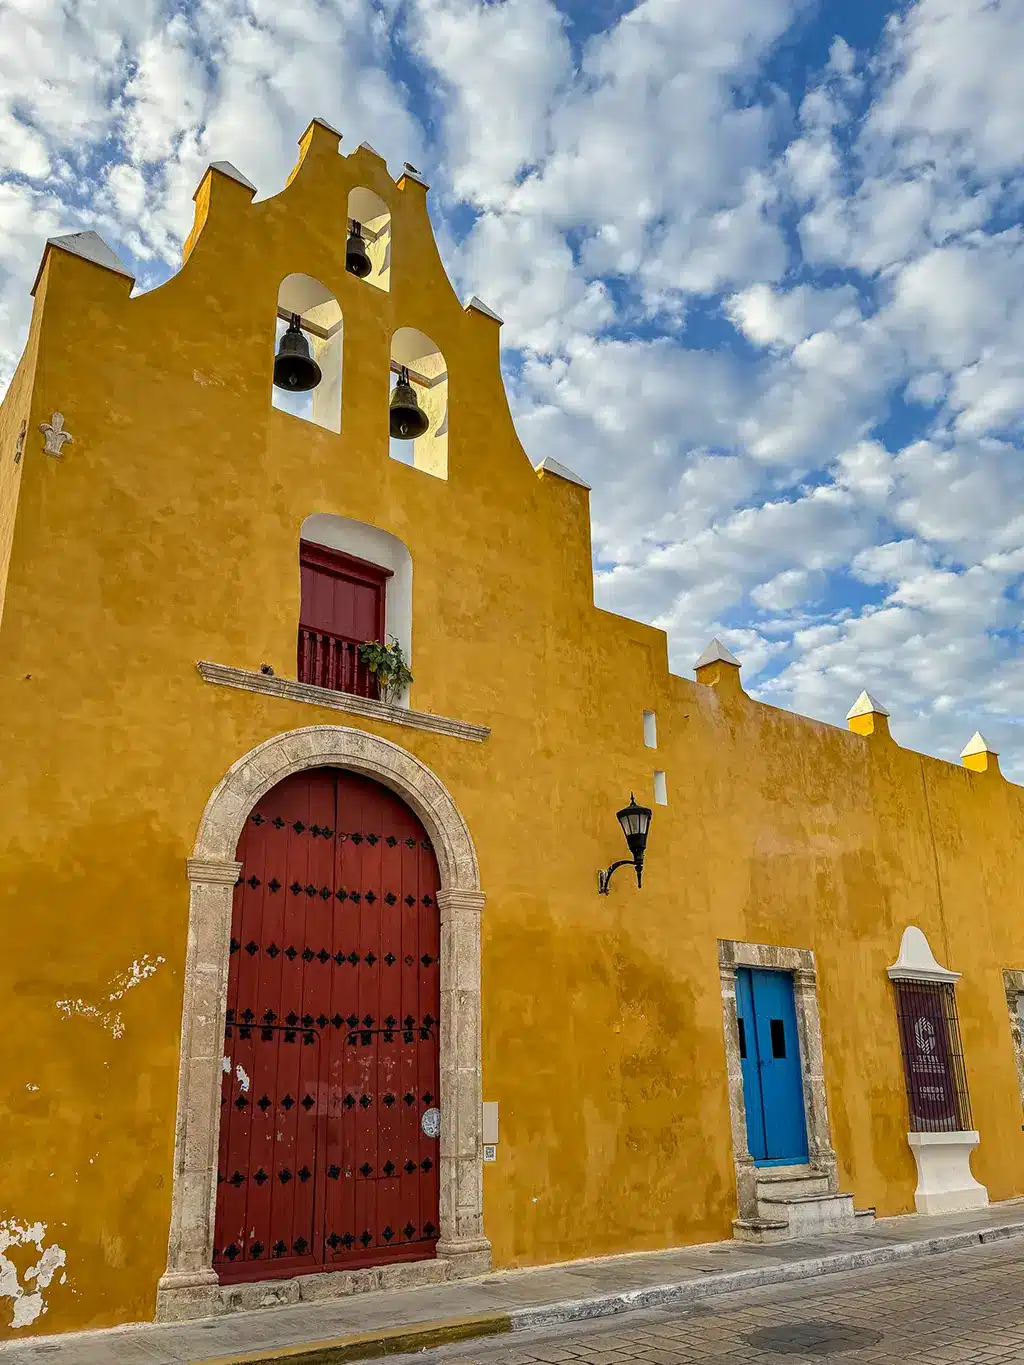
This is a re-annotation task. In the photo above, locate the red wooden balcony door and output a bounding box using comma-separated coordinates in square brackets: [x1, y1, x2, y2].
[297, 541, 392, 698]
[213, 767, 441, 1284]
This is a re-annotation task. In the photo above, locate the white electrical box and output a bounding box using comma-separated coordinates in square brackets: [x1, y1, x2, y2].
[482, 1101, 499, 1145]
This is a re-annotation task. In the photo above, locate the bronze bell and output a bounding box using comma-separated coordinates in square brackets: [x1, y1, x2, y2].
[273, 314, 322, 392]
[346, 221, 372, 278]
[389, 367, 430, 440]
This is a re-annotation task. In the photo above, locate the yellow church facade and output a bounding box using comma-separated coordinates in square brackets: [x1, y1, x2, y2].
[1, 117, 1023, 1340]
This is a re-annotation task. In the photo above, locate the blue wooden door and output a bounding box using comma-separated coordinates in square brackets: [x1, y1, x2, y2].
[735, 968, 808, 1166]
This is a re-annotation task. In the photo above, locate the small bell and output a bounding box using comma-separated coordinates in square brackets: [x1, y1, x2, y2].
[346, 221, 372, 279]
[389, 367, 430, 440]
[273, 314, 322, 393]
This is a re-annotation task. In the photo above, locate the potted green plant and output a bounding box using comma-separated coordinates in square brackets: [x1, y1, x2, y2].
[357, 635, 413, 705]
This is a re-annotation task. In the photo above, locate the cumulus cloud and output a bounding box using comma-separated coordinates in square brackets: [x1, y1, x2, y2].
[1, 0, 1024, 777]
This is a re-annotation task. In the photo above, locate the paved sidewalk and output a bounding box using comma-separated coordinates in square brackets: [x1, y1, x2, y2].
[3, 1202, 1024, 1364]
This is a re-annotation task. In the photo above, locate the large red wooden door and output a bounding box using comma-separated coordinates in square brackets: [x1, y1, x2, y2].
[213, 767, 441, 1283]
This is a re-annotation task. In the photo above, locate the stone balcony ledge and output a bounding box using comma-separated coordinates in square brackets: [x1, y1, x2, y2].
[197, 661, 490, 743]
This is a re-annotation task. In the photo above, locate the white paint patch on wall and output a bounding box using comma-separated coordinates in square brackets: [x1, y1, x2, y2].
[0, 1220, 67, 1328]
[56, 953, 166, 1038]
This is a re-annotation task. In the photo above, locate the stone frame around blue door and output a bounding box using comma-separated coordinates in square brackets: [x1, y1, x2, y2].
[718, 939, 840, 1227]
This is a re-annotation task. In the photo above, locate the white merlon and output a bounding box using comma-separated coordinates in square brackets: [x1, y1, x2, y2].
[464, 296, 503, 324]
[961, 730, 997, 758]
[846, 690, 889, 720]
[535, 457, 591, 489]
[398, 165, 429, 187]
[209, 161, 256, 192]
[695, 638, 741, 670]
[887, 925, 960, 985]
[32, 231, 134, 295]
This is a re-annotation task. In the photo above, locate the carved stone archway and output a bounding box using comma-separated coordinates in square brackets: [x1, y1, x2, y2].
[156, 725, 489, 1322]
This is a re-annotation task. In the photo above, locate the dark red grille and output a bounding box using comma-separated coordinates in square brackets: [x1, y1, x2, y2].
[893, 979, 973, 1132]
[297, 628, 379, 698]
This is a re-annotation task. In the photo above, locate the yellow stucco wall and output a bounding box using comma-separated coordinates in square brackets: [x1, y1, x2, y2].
[1, 119, 1023, 1338]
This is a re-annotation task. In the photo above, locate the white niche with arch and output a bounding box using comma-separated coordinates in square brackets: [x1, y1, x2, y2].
[300, 513, 413, 705]
[272, 274, 342, 433]
[347, 186, 391, 292]
[389, 327, 448, 479]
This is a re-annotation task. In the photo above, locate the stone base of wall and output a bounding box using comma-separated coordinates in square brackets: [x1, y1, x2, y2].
[158, 1247, 492, 1322]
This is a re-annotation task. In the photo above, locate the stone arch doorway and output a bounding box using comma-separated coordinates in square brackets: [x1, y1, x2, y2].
[215, 767, 442, 1283]
[157, 726, 488, 1322]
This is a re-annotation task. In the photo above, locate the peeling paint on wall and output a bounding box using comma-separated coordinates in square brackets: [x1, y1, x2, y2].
[0, 1220, 67, 1328]
[55, 954, 165, 1039]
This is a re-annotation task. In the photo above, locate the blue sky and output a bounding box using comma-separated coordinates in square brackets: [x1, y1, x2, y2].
[1, 0, 1023, 773]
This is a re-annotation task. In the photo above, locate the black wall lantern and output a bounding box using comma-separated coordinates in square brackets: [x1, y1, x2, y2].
[598, 794, 653, 894]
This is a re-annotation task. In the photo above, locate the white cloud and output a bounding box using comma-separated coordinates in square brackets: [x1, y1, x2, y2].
[726, 281, 862, 350]
[751, 568, 820, 611]
[865, 0, 1024, 183]
[1, 0, 1024, 779]
[406, 0, 571, 208]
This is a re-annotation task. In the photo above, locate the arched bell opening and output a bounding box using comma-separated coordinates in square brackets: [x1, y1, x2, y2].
[272, 274, 343, 434]
[346, 187, 390, 292]
[389, 328, 448, 480]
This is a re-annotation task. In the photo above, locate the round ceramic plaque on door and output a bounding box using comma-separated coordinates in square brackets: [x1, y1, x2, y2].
[421, 1106, 441, 1138]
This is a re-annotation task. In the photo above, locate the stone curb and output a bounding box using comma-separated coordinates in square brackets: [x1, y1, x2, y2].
[508, 1222, 1024, 1333]
[190, 1311, 511, 1364]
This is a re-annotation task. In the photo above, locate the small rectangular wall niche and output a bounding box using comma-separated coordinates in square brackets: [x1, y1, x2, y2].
[653, 770, 668, 805]
[643, 710, 658, 748]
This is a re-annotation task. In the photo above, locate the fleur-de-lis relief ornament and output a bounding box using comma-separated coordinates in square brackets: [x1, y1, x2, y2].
[40, 412, 72, 457]
[14, 420, 25, 464]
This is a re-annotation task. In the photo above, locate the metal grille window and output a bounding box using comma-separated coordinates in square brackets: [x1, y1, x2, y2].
[892, 979, 973, 1132]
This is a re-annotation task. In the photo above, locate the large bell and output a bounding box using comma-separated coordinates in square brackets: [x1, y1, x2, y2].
[389, 367, 430, 440]
[346, 221, 372, 279]
[273, 314, 322, 393]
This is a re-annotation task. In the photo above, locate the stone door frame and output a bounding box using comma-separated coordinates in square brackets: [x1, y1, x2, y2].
[157, 725, 489, 1322]
[718, 939, 839, 1222]
[1002, 970, 1024, 1118]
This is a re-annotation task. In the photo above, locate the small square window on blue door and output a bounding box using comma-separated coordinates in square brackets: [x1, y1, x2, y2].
[735, 968, 808, 1166]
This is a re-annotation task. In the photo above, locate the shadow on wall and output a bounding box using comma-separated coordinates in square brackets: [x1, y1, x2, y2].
[486, 912, 727, 1264]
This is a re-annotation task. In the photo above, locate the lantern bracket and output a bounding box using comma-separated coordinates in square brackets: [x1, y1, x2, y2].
[598, 858, 641, 895]
[597, 791, 652, 895]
